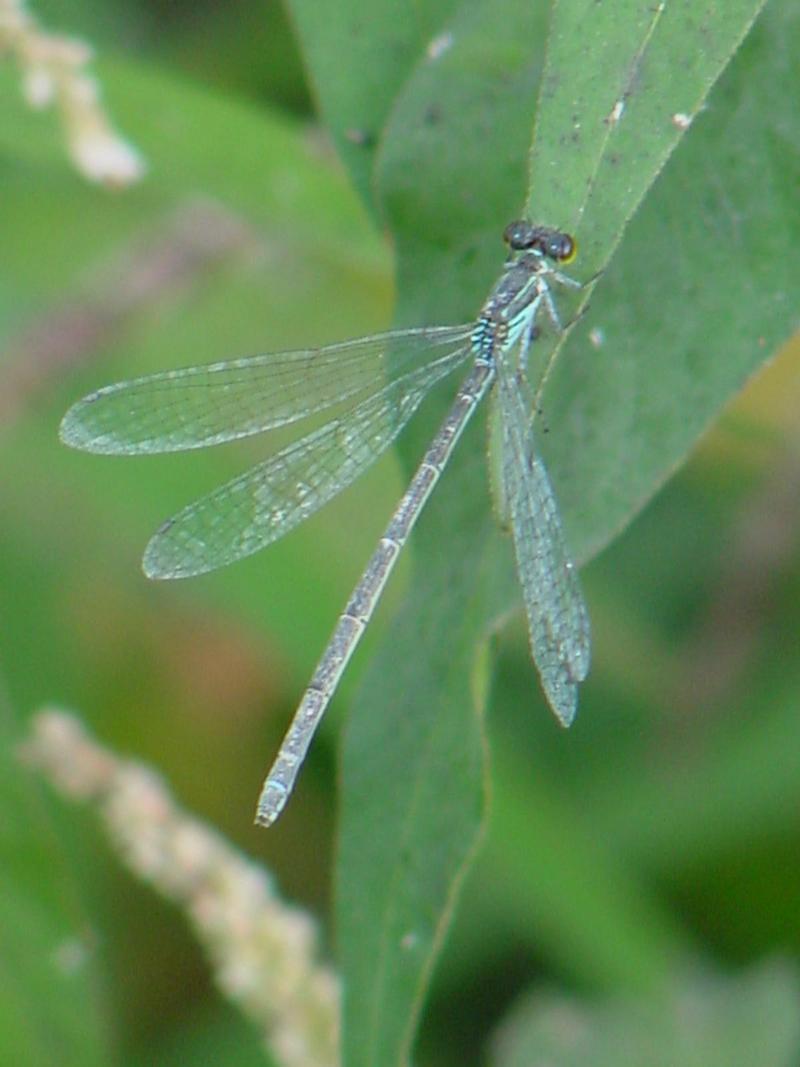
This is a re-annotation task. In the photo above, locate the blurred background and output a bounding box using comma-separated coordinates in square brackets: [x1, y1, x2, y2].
[2, 2, 800, 1065]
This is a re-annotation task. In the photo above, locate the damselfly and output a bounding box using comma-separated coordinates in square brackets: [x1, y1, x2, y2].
[61, 220, 591, 826]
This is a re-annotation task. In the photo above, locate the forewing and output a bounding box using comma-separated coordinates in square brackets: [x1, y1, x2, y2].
[496, 363, 590, 725]
[60, 326, 472, 455]
[143, 345, 471, 578]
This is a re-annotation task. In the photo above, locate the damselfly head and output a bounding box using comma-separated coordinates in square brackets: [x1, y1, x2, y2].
[503, 220, 577, 265]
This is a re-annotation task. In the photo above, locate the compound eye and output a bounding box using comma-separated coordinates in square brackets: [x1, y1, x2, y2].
[550, 232, 577, 263]
[503, 220, 536, 250]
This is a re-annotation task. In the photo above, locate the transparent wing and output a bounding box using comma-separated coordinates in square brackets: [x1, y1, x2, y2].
[60, 325, 473, 455]
[496, 360, 590, 726]
[143, 344, 471, 578]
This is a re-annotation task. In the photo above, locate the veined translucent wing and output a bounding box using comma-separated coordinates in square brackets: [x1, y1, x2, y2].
[143, 343, 473, 578]
[59, 326, 473, 455]
[495, 351, 590, 726]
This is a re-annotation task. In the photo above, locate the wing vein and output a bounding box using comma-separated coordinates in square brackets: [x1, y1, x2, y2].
[143, 343, 472, 578]
[60, 326, 473, 454]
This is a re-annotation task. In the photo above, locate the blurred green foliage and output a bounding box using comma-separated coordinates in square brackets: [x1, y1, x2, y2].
[2, 2, 800, 1066]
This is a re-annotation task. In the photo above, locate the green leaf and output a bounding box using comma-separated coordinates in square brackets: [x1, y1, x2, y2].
[490, 961, 800, 1067]
[336, 6, 550, 1065]
[545, 3, 799, 566]
[286, 0, 461, 211]
[375, 0, 550, 256]
[527, 0, 768, 255]
[337, 1, 791, 1065]
[337, 446, 512, 1067]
